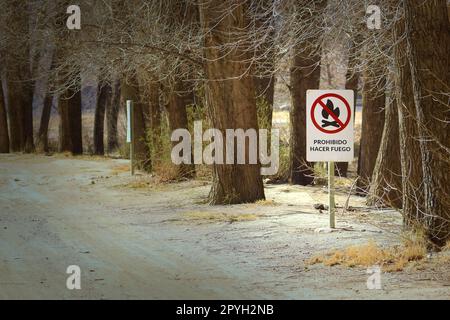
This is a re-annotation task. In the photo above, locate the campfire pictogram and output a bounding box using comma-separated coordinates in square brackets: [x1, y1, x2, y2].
[321, 99, 340, 128]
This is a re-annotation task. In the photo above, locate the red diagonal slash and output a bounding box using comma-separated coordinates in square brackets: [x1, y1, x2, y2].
[317, 99, 345, 128]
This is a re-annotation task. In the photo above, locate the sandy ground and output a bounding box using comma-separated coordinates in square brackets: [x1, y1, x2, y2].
[0, 154, 449, 300]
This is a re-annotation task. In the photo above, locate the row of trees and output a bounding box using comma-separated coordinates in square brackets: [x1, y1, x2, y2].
[0, 0, 448, 247]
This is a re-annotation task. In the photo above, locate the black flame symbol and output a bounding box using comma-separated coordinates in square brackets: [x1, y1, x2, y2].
[321, 99, 340, 128]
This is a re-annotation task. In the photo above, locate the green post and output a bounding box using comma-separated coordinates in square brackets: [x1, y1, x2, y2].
[328, 161, 335, 228]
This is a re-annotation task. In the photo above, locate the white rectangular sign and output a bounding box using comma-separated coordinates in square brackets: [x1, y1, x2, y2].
[306, 90, 354, 162]
[126, 100, 132, 143]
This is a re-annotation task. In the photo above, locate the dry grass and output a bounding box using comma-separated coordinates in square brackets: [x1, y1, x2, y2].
[182, 211, 259, 223]
[442, 239, 450, 252]
[245, 199, 278, 208]
[255, 199, 277, 206]
[308, 233, 429, 272]
[110, 164, 131, 175]
[335, 177, 354, 188]
[152, 162, 182, 182]
[121, 179, 152, 189]
[118, 175, 209, 192]
[52, 152, 108, 161]
[118, 179, 169, 191]
[194, 165, 213, 181]
[118, 176, 175, 190]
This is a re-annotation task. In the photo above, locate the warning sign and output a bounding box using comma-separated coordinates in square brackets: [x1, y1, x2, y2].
[306, 90, 354, 162]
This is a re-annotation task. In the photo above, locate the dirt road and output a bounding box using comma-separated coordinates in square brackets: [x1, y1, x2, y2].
[0, 154, 448, 299]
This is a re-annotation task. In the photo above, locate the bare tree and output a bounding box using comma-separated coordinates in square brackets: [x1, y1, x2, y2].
[36, 95, 54, 153]
[4, 75, 24, 152]
[165, 80, 194, 178]
[367, 94, 402, 208]
[0, 80, 9, 153]
[288, 1, 327, 185]
[69, 88, 83, 155]
[357, 68, 386, 192]
[199, 0, 265, 204]
[106, 79, 120, 153]
[148, 81, 162, 157]
[336, 38, 360, 177]
[93, 84, 111, 155]
[58, 93, 72, 153]
[288, 42, 320, 185]
[404, 0, 450, 246]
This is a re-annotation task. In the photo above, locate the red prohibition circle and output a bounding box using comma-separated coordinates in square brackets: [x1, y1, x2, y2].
[310, 93, 351, 134]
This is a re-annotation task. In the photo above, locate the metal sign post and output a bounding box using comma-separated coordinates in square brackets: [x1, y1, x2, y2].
[328, 161, 335, 228]
[126, 100, 134, 176]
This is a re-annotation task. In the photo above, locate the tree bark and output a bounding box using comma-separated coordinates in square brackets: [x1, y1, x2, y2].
[254, 0, 275, 127]
[336, 42, 360, 177]
[5, 77, 24, 152]
[35, 95, 53, 153]
[149, 81, 161, 159]
[106, 79, 120, 153]
[21, 79, 34, 153]
[34, 12, 56, 154]
[0, 82, 9, 153]
[3, 3, 34, 153]
[58, 94, 72, 153]
[366, 96, 402, 208]
[58, 89, 82, 155]
[404, 0, 450, 246]
[166, 81, 195, 179]
[93, 84, 111, 155]
[68, 90, 83, 155]
[254, 75, 274, 130]
[33, 43, 55, 154]
[394, 17, 424, 228]
[199, 0, 265, 204]
[254, 77, 275, 117]
[356, 71, 386, 193]
[133, 98, 151, 172]
[289, 43, 320, 185]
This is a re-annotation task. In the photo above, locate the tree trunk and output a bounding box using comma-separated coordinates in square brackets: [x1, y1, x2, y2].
[21, 80, 34, 153]
[58, 94, 72, 153]
[166, 81, 195, 179]
[2, 3, 34, 153]
[106, 79, 120, 153]
[68, 90, 83, 155]
[122, 81, 151, 171]
[336, 42, 360, 177]
[5, 78, 24, 152]
[356, 71, 386, 193]
[35, 95, 53, 153]
[254, 0, 275, 131]
[149, 81, 161, 159]
[58, 89, 82, 155]
[394, 17, 424, 228]
[254, 74, 274, 137]
[199, 0, 265, 204]
[34, 20, 56, 154]
[34, 45, 55, 154]
[93, 84, 111, 155]
[133, 98, 150, 172]
[404, 0, 450, 246]
[366, 96, 402, 208]
[0, 82, 9, 153]
[289, 43, 320, 185]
